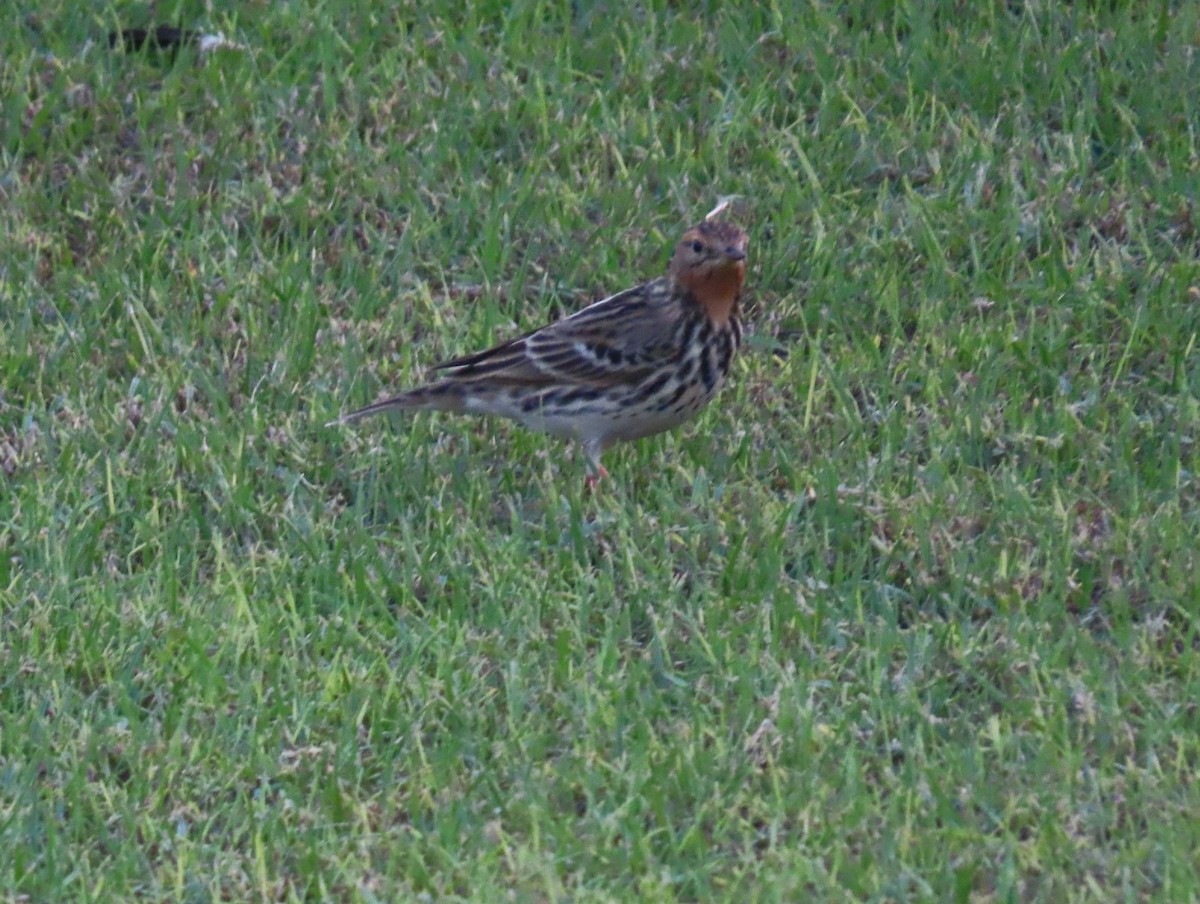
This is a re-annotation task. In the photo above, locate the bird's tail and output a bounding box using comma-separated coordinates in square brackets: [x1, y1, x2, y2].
[326, 383, 467, 427]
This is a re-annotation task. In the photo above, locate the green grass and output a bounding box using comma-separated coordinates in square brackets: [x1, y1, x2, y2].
[3, 0, 1200, 899]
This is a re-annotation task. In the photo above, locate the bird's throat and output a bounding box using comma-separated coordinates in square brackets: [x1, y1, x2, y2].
[678, 265, 744, 326]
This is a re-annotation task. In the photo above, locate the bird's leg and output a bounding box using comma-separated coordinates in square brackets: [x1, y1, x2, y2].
[583, 440, 608, 488]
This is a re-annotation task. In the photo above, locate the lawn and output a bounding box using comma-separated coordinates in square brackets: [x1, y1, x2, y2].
[3, 1, 1200, 900]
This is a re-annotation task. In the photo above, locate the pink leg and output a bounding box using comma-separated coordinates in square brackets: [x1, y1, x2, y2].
[582, 439, 607, 488]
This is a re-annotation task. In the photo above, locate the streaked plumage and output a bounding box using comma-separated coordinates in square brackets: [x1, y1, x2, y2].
[330, 218, 750, 480]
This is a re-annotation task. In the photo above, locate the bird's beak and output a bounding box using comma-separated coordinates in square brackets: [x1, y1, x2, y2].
[725, 247, 746, 262]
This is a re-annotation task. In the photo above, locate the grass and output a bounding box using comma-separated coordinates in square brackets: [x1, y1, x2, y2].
[3, 0, 1199, 899]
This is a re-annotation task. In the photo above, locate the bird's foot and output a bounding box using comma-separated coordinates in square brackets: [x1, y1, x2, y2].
[585, 465, 609, 490]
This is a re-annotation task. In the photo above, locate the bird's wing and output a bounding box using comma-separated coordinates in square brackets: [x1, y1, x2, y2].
[432, 279, 682, 388]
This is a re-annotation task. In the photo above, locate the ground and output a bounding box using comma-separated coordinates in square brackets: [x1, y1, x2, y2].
[3, 1, 1199, 900]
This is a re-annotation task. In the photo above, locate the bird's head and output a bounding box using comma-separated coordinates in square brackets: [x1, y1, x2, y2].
[669, 220, 749, 325]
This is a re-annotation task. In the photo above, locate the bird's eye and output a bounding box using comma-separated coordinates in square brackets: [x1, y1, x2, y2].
[690, 240, 704, 254]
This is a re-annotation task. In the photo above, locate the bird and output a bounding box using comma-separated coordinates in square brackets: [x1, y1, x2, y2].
[329, 214, 750, 484]
[107, 24, 244, 55]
